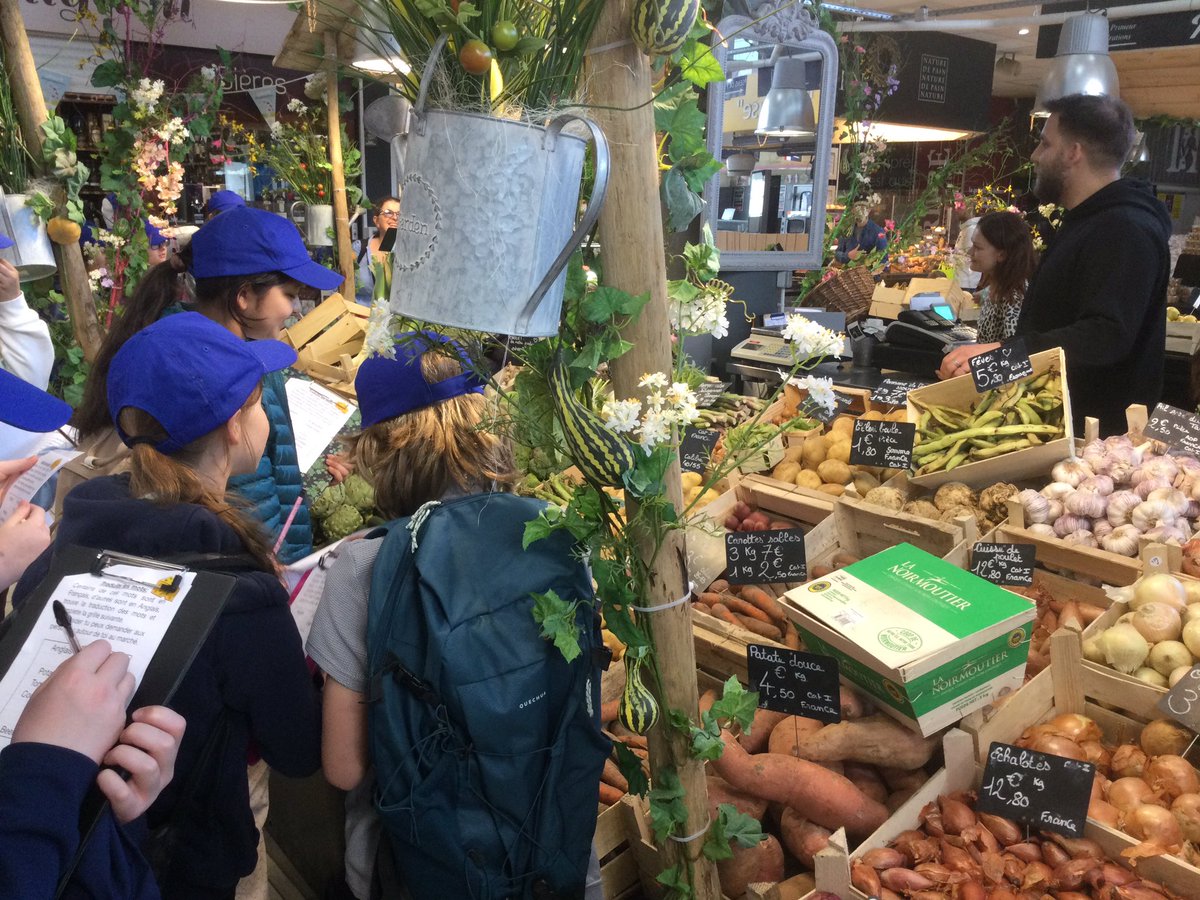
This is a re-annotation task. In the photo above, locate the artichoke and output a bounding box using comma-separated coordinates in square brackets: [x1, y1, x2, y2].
[323, 505, 364, 541]
[343, 473, 376, 512]
[311, 483, 346, 520]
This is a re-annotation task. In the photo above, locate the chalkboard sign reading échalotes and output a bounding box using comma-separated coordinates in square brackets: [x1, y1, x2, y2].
[977, 742, 1094, 838]
[970, 543, 1036, 587]
[1144, 403, 1200, 459]
[849, 420, 916, 470]
[969, 341, 1034, 392]
[746, 644, 841, 723]
[679, 428, 720, 475]
[1157, 663, 1200, 733]
[725, 529, 807, 585]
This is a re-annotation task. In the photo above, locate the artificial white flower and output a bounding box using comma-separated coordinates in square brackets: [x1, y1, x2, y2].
[287, 98, 308, 114]
[792, 375, 836, 415]
[637, 407, 671, 452]
[364, 299, 395, 359]
[130, 78, 164, 114]
[782, 314, 842, 361]
[665, 381, 695, 408]
[156, 117, 188, 146]
[638, 372, 668, 390]
[269, 120, 284, 138]
[603, 398, 642, 435]
[199, 66, 217, 82]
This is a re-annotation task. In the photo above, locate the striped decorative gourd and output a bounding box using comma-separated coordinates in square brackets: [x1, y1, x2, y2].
[619, 655, 660, 735]
[549, 353, 635, 488]
[630, 0, 701, 56]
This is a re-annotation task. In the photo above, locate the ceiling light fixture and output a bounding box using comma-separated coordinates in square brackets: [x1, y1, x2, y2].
[1033, 11, 1119, 116]
[755, 56, 817, 138]
[1018, 27, 1030, 35]
[351, 11, 412, 76]
[995, 52, 1021, 78]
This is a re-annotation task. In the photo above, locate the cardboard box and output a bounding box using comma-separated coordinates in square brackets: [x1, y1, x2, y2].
[906, 347, 1073, 490]
[867, 277, 970, 322]
[780, 544, 1035, 736]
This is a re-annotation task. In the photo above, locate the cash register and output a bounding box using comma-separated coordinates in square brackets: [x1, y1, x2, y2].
[871, 301, 977, 378]
[727, 310, 848, 385]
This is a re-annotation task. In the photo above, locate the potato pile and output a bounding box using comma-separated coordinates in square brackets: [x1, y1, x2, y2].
[681, 471, 721, 509]
[769, 410, 907, 497]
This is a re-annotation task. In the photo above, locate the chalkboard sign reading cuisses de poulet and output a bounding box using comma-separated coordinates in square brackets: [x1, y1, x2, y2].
[724, 529, 807, 585]
[1144, 403, 1200, 459]
[746, 644, 841, 723]
[849, 420, 916, 470]
[968, 341, 1034, 393]
[977, 742, 1094, 838]
[970, 543, 1036, 587]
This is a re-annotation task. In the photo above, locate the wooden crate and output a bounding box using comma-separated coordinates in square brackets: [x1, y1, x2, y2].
[692, 605, 788, 685]
[731, 471, 837, 528]
[596, 797, 645, 900]
[282, 293, 370, 398]
[825, 494, 976, 562]
[1167, 320, 1200, 355]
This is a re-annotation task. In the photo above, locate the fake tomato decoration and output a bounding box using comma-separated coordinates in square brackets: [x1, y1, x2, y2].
[491, 21, 519, 51]
[459, 40, 493, 75]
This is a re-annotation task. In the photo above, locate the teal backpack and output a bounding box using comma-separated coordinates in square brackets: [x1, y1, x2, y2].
[365, 493, 611, 899]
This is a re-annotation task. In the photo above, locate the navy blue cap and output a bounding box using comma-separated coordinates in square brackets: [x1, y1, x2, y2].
[107, 312, 297, 454]
[0, 233, 12, 250]
[355, 331, 485, 428]
[191, 206, 342, 291]
[0, 369, 71, 433]
[144, 220, 167, 247]
[206, 191, 246, 214]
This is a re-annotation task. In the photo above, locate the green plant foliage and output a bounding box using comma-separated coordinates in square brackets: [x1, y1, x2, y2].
[703, 804, 765, 862]
[529, 589, 583, 662]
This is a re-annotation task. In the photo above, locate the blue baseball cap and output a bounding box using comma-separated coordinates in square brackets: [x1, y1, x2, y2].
[206, 191, 245, 215]
[107, 312, 297, 454]
[356, 331, 485, 428]
[0, 233, 12, 250]
[144, 220, 167, 247]
[191, 206, 342, 291]
[0, 369, 71, 433]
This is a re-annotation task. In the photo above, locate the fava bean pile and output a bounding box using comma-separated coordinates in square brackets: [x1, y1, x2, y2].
[912, 370, 1065, 475]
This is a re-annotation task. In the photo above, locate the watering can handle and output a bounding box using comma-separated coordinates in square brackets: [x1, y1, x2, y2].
[288, 201, 305, 225]
[515, 114, 610, 334]
[413, 33, 450, 119]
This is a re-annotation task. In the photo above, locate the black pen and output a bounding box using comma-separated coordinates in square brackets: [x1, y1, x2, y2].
[52, 600, 82, 654]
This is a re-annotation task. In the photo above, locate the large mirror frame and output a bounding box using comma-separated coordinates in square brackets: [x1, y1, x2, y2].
[702, 1, 839, 272]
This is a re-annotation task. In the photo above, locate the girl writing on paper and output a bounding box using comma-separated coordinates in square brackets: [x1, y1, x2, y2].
[15, 312, 322, 900]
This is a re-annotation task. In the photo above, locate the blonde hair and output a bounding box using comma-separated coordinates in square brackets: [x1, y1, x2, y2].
[119, 385, 278, 573]
[347, 351, 517, 518]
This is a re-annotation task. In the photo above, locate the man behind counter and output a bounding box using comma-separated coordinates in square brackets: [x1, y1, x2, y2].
[939, 94, 1171, 436]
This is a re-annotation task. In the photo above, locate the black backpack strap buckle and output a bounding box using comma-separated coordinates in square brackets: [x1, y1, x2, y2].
[374, 652, 442, 706]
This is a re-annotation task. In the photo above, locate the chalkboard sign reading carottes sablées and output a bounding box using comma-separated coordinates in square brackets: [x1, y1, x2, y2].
[746, 644, 841, 723]
[976, 742, 1094, 838]
[724, 529, 807, 585]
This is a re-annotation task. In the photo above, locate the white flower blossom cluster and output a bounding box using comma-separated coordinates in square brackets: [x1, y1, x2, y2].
[790, 375, 836, 415]
[199, 66, 218, 82]
[670, 286, 729, 340]
[287, 98, 308, 115]
[603, 372, 700, 454]
[781, 314, 843, 361]
[155, 117, 189, 146]
[92, 228, 125, 249]
[130, 78, 165, 115]
[363, 298, 396, 359]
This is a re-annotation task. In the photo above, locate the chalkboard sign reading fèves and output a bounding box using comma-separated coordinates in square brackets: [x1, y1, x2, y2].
[747, 644, 841, 723]
[970, 543, 1036, 587]
[969, 340, 1034, 393]
[977, 742, 1094, 838]
[849, 420, 916, 470]
[679, 428, 720, 475]
[870, 378, 925, 408]
[725, 529, 807, 585]
[1157, 663, 1200, 733]
[1144, 403, 1200, 459]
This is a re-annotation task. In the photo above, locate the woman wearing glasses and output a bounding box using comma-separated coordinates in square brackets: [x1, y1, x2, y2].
[357, 196, 400, 303]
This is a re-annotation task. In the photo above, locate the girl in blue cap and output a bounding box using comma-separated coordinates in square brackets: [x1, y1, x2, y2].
[16, 312, 322, 900]
[67, 206, 342, 565]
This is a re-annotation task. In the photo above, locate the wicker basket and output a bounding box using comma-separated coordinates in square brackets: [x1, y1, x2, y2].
[803, 266, 877, 322]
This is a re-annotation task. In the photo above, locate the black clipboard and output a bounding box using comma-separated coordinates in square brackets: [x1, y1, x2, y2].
[0, 544, 238, 895]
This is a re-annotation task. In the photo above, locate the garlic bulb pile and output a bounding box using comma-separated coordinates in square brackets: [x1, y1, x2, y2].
[1016, 440, 1200, 555]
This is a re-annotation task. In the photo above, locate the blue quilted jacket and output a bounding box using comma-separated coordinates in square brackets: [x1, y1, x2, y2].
[230, 370, 313, 563]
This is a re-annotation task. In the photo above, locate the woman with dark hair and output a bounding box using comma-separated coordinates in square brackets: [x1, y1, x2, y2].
[968, 210, 1036, 343]
[356, 196, 401, 303]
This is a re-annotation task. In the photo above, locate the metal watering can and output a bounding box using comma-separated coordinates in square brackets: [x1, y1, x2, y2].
[288, 202, 334, 248]
[0, 190, 57, 282]
[388, 35, 609, 337]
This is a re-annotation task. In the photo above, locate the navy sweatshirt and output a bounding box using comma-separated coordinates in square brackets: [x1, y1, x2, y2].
[14, 475, 322, 896]
[0, 743, 159, 900]
[1014, 178, 1171, 435]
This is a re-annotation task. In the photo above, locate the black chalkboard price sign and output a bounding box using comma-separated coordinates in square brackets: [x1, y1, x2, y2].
[1157, 664, 1200, 733]
[694, 381, 731, 409]
[808, 390, 854, 425]
[1144, 403, 1200, 459]
[977, 742, 1094, 838]
[870, 378, 925, 408]
[725, 529, 807, 585]
[970, 543, 1036, 587]
[969, 341, 1034, 393]
[679, 428, 721, 475]
[848, 420, 916, 470]
[746, 644, 841, 723]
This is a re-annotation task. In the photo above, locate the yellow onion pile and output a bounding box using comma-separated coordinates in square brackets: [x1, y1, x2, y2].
[1085, 574, 1200, 688]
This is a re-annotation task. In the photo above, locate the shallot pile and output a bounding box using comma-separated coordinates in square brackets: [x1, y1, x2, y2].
[1015, 439, 1200, 555]
[852, 786, 1182, 899]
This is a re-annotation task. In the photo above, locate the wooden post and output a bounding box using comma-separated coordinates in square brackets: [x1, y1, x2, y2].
[585, 5, 721, 897]
[324, 31, 355, 296]
[0, 0, 104, 363]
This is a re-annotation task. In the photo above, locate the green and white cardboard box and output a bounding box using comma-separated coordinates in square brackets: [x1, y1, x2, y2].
[780, 543, 1035, 736]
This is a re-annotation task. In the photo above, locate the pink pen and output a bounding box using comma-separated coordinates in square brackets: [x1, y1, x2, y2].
[273, 496, 305, 556]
